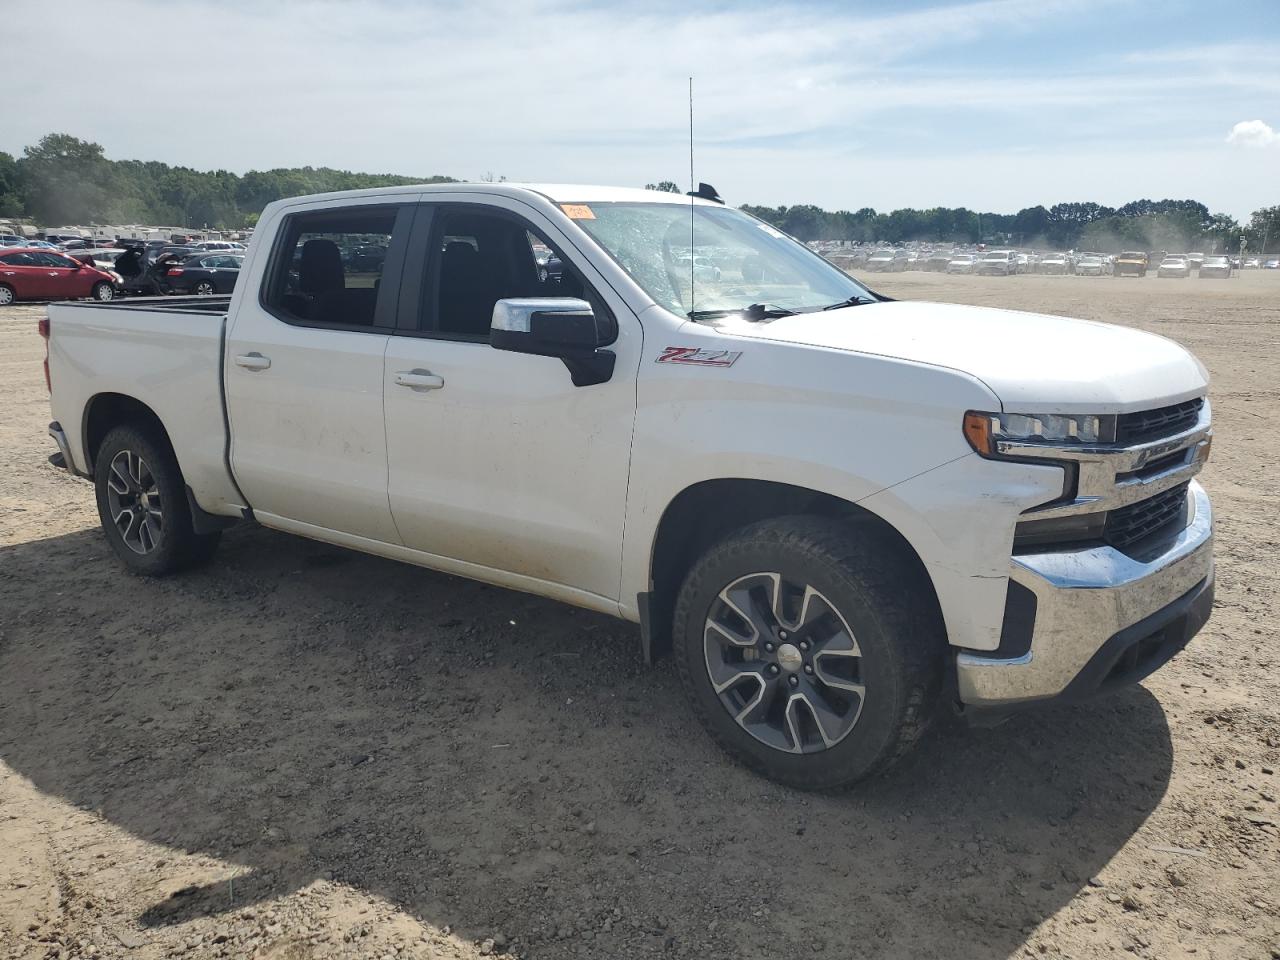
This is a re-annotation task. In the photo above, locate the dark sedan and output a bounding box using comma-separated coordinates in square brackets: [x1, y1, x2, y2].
[163, 252, 244, 295]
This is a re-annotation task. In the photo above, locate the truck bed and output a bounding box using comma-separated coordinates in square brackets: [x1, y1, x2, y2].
[46, 296, 245, 517]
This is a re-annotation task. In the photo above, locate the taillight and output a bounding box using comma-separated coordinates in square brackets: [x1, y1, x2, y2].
[38, 316, 51, 393]
[166, 268, 184, 276]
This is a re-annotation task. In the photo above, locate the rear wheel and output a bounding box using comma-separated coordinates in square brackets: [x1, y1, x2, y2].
[94, 424, 221, 575]
[193, 280, 216, 296]
[0, 284, 14, 306]
[92, 281, 114, 302]
[673, 516, 944, 790]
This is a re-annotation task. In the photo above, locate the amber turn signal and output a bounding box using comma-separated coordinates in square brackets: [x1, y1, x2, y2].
[963, 411, 993, 456]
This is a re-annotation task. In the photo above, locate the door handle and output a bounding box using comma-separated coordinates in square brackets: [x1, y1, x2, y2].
[234, 352, 272, 371]
[395, 369, 445, 390]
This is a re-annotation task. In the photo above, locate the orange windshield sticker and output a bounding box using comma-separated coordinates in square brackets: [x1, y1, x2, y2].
[560, 204, 596, 220]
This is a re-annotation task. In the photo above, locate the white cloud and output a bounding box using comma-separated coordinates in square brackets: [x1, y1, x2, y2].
[1226, 120, 1280, 147]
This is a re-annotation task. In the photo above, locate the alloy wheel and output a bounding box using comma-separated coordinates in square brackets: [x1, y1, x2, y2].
[105, 450, 164, 554]
[0, 287, 13, 306]
[704, 572, 865, 754]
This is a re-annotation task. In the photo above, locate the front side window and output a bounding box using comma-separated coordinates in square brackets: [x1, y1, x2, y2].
[263, 207, 399, 328]
[425, 208, 600, 340]
[569, 202, 873, 319]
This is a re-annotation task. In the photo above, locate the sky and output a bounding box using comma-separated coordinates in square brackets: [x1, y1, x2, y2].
[6, 0, 1279, 219]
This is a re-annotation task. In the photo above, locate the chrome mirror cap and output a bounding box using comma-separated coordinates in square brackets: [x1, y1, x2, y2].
[491, 297, 591, 333]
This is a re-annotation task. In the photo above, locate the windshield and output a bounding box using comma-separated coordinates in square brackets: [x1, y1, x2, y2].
[569, 202, 874, 318]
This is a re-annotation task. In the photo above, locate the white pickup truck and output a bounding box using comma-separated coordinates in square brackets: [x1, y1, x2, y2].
[43, 183, 1215, 789]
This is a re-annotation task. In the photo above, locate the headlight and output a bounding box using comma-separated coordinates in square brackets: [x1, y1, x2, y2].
[963, 410, 1116, 457]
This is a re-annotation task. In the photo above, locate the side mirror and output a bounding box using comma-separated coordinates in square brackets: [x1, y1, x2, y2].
[490, 298, 616, 387]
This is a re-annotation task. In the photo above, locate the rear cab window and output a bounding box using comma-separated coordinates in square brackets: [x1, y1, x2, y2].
[261, 204, 413, 331]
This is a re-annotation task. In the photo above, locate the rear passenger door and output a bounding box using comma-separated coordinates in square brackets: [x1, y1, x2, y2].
[225, 199, 417, 544]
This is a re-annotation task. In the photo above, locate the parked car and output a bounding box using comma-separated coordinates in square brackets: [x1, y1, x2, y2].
[945, 253, 976, 274]
[974, 250, 1016, 275]
[863, 248, 900, 272]
[162, 252, 244, 295]
[1075, 255, 1106, 277]
[1157, 257, 1191, 279]
[1264, 259, 1279, 270]
[68, 248, 128, 287]
[43, 182, 1215, 790]
[1243, 258, 1261, 269]
[1198, 256, 1232, 279]
[0, 234, 26, 246]
[1114, 251, 1148, 277]
[0, 248, 117, 304]
[189, 240, 246, 252]
[1038, 254, 1069, 275]
[673, 255, 721, 282]
[112, 246, 198, 295]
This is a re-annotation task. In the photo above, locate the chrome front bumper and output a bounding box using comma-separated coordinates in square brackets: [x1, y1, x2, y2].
[956, 480, 1213, 708]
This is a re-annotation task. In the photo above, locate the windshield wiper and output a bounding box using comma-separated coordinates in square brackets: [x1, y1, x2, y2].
[821, 295, 876, 311]
[687, 303, 799, 323]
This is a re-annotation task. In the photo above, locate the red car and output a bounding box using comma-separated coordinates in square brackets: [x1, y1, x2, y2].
[0, 248, 118, 306]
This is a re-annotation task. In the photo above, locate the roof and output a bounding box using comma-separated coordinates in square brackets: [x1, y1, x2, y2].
[266, 181, 718, 210]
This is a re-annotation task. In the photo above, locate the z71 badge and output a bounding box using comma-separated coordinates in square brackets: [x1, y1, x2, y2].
[656, 346, 743, 367]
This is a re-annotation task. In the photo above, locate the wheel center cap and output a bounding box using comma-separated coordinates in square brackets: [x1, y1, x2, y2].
[776, 643, 803, 673]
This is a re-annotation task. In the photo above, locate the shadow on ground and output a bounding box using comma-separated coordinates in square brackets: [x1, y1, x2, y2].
[0, 524, 1174, 959]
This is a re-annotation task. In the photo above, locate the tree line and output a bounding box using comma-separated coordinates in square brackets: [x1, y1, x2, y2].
[734, 197, 1275, 254]
[0, 134, 455, 230]
[0, 134, 1274, 255]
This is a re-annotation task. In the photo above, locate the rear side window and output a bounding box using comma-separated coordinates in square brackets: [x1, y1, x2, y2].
[0, 252, 36, 266]
[262, 206, 405, 329]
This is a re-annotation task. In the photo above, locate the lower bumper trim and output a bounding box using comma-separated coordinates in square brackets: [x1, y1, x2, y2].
[964, 574, 1213, 726]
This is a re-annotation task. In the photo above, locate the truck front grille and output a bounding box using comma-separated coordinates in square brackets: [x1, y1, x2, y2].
[1105, 482, 1190, 550]
[1115, 399, 1203, 446]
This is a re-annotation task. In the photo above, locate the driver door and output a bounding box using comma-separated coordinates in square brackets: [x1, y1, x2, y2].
[381, 199, 641, 605]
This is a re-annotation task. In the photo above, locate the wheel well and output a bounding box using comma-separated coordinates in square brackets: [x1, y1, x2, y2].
[83, 393, 172, 474]
[643, 479, 941, 661]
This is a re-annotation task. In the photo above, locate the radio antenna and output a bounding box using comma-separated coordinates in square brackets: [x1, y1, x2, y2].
[689, 75, 695, 316]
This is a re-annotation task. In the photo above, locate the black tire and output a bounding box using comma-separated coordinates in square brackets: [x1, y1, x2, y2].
[91, 281, 114, 302]
[193, 280, 215, 296]
[673, 516, 944, 791]
[94, 423, 221, 575]
[0, 283, 14, 306]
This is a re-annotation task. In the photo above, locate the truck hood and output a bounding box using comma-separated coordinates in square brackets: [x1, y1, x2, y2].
[719, 300, 1208, 414]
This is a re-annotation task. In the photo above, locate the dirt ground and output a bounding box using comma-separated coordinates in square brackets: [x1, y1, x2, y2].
[1, 271, 1277, 960]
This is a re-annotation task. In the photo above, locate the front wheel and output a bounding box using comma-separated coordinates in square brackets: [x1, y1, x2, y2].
[92, 281, 115, 302]
[673, 516, 944, 790]
[94, 424, 221, 575]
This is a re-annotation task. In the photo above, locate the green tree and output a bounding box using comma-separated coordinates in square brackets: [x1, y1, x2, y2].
[645, 181, 681, 193]
[0, 151, 21, 217]
[19, 133, 117, 224]
[1245, 206, 1280, 255]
